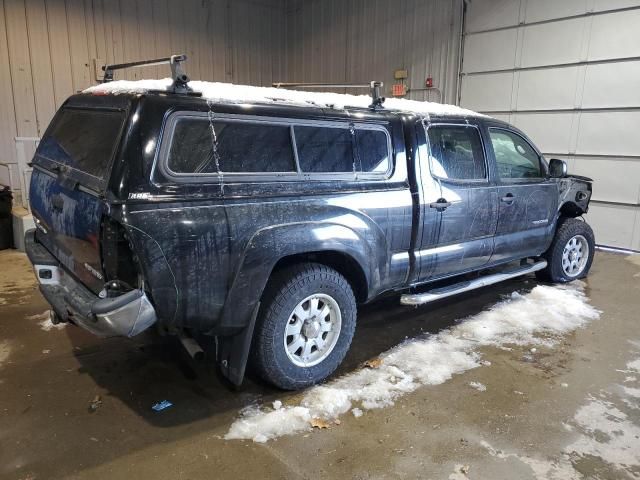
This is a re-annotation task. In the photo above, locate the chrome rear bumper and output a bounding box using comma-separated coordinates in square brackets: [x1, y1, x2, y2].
[25, 229, 157, 337]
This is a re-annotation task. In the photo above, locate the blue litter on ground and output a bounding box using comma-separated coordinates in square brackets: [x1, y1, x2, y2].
[152, 400, 173, 411]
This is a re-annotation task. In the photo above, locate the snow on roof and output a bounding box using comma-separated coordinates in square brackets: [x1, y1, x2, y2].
[84, 78, 486, 118]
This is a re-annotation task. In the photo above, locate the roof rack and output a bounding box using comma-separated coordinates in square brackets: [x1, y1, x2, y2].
[102, 54, 195, 94]
[272, 81, 385, 110]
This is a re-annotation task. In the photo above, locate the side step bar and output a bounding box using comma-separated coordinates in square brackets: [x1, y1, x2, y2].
[400, 259, 548, 306]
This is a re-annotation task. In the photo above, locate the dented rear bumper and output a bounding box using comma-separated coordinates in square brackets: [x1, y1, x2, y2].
[25, 229, 157, 337]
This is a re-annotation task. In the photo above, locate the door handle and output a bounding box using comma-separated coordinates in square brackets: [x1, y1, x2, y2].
[500, 193, 515, 205]
[429, 198, 452, 211]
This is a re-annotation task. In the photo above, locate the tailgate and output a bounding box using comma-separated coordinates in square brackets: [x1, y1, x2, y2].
[29, 106, 127, 294]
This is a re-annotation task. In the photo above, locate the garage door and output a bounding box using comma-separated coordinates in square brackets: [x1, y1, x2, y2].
[460, 0, 640, 251]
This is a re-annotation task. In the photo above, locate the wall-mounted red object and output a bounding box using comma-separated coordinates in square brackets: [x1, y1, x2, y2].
[425, 76, 433, 88]
[392, 83, 407, 96]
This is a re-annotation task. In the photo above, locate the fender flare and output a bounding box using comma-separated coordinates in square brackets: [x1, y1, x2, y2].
[219, 221, 376, 331]
[215, 221, 380, 386]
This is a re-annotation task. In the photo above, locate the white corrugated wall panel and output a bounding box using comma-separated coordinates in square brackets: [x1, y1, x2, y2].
[0, 0, 18, 178]
[589, 9, 640, 60]
[461, 0, 640, 250]
[520, 18, 587, 68]
[459, 72, 514, 111]
[576, 111, 640, 157]
[523, 0, 587, 23]
[567, 156, 640, 205]
[461, 29, 518, 73]
[582, 62, 640, 108]
[465, 0, 520, 32]
[516, 67, 581, 110]
[510, 113, 576, 154]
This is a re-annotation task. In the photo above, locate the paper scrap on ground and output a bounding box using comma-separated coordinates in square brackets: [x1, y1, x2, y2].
[226, 282, 600, 443]
[151, 400, 173, 412]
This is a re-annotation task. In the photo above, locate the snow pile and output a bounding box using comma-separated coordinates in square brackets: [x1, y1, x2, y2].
[26, 311, 65, 331]
[84, 79, 484, 118]
[226, 282, 600, 443]
[38, 318, 66, 332]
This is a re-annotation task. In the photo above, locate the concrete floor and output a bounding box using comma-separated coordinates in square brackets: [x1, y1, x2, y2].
[0, 250, 639, 480]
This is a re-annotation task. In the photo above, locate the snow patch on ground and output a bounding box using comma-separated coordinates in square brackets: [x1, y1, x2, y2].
[482, 440, 580, 480]
[84, 79, 485, 118]
[26, 311, 65, 331]
[38, 318, 66, 331]
[626, 358, 640, 373]
[512, 347, 640, 478]
[226, 282, 599, 443]
[469, 382, 487, 392]
[563, 347, 640, 476]
[484, 380, 640, 479]
[567, 395, 640, 472]
[448, 464, 471, 479]
[0, 340, 11, 368]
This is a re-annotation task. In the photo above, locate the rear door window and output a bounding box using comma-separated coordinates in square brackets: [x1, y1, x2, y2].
[427, 125, 487, 181]
[167, 117, 296, 174]
[37, 108, 125, 181]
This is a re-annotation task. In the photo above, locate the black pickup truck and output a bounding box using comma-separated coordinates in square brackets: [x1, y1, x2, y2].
[25, 58, 594, 390]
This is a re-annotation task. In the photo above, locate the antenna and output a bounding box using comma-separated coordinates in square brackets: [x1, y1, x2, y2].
[102, 54, 195, 94]
[272, 81, 386, 110]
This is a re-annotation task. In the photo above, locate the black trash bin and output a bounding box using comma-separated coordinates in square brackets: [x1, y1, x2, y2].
[0, 185, 13, 250]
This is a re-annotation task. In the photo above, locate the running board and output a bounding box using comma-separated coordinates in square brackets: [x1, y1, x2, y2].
[400, 260, 548, 306]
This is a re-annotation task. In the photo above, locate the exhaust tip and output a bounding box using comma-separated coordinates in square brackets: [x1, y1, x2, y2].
[179, 334, 205, 362]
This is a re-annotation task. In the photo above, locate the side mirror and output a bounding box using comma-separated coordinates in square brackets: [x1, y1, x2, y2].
[549, 158, 567, 178]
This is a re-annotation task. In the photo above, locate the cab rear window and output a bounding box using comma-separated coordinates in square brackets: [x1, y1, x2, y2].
[36, 108, 125, 180]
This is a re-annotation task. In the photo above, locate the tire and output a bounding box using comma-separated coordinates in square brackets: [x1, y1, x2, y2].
[536, 217, 595, 283]
[251, 262, 357, 390]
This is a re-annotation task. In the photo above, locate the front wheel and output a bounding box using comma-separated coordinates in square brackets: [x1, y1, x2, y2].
[536, 218, 595, 283]
[251, 263, 357, 390]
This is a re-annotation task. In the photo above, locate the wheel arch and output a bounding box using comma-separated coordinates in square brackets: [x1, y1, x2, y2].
[558, 200, 585, 218]
[270, 250, 369, 303]
[215, 222, 376, 387]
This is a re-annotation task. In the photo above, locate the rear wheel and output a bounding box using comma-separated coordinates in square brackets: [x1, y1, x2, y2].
[536, 218, 595, 283]
[251, 263, 357, 390]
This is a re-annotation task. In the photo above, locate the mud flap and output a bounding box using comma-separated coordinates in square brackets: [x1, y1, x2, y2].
[216, 302, 260, 387]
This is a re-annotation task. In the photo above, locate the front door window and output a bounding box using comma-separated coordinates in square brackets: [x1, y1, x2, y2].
[489, 129, 543, 180]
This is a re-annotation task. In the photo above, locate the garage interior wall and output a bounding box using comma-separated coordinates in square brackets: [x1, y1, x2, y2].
[285, 0, 463, 105]
[460, 0, 640, 251]
[0, 0, 287, 205]
[1, 0, 465, 207]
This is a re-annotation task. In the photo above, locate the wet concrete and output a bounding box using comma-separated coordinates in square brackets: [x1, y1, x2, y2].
[0, 249, 638, 480]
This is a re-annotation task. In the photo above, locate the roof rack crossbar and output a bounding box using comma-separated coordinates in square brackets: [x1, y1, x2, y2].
[272, 81, 385, 110]
[102, 54, 192, 94]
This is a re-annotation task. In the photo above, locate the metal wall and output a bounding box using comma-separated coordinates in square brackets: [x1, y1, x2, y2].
[285, 0, 463, 104]
[0, 0, 287, 205]
[460, 0, 640, 251]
